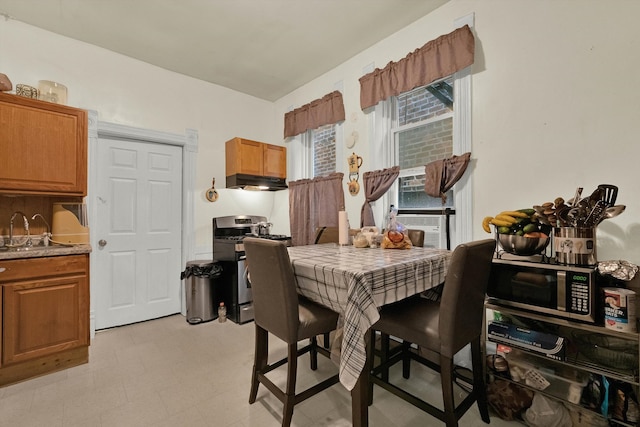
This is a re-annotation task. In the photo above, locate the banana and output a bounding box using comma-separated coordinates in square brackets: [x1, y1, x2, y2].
[499, 210, 529, 218]
[517, 208, 536, 216]
[490, 218, 513, 227]
[495, 214, 517, 224]
[482, 216, 493, 233]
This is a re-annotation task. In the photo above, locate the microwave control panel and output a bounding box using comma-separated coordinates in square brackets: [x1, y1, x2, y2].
[562, 270, 591, 314]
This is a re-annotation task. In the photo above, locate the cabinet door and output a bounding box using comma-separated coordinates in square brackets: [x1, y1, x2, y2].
[1, 255, 89, 365]
[0, 93, 88, 196]
[225, 137, 263, 176]
[263, 143, 287, 178]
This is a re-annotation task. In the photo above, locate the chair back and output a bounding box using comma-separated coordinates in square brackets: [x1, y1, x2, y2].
[407, 229, 425, 247]
[314, 226, 339, 244]
[243, 237, 300, 343]
[438, 239, 495, 357]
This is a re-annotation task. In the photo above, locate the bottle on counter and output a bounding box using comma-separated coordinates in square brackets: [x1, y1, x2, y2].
[218, 302, 227, 323]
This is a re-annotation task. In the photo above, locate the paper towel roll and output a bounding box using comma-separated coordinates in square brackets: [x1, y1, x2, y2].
[339, 210, 349, 245]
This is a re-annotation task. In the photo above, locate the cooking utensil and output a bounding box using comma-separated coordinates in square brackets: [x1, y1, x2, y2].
[584, 200, 607, 227]
[597, 184, 618, 207]
[571, 187, 583, 207]
[600, 204, 626, 223]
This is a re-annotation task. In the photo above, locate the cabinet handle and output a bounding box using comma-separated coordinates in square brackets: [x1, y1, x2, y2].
[98, 239, 107, 247]
[0, 267, 5, 273]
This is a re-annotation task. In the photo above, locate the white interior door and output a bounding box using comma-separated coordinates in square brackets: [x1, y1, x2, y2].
[94, 137, 183, 329]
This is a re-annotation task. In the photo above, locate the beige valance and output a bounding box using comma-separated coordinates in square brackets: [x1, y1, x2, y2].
[359, 25, 475, 110]
[284, 90, 345, 138]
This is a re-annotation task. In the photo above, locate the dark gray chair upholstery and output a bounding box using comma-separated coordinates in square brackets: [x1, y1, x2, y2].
[407, 229, 425, 247]
[367, 239, 495, 427]
[244, 237, 340, 427]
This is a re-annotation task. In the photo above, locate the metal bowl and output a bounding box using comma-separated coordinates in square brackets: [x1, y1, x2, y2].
[497, 233, 550, 256]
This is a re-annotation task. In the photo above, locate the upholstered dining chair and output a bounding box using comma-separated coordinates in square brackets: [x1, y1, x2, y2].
[243, 237, 340, 427]
[407, 229, 425, 247]
[367, 239, 496, 427]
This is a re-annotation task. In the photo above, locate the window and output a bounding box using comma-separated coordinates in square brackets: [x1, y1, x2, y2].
[371, 68, 472, 248]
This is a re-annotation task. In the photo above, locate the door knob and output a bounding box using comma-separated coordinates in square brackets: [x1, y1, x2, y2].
[98, 239, 107, 247]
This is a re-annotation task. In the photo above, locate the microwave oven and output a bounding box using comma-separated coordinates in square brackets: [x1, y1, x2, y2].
[487, 257, 598, 323]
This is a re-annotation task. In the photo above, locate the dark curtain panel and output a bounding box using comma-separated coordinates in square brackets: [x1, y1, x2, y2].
[424, 152, 471, 204]
[360, 166, 400, 227]
[289, 173, 345, 246]
[359, 25, 474, 110]
[284, 91, 346, 138]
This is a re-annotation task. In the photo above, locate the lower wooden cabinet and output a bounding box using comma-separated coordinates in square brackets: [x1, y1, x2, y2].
[0, 254, 89, 385]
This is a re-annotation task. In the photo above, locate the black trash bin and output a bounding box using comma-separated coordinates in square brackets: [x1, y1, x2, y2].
[181, 260, 223, 324]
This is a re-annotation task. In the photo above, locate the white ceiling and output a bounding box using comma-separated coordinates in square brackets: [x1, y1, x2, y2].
[0, 0, 448, 101]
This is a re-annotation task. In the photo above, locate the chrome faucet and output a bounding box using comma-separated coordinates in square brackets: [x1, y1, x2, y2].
[9, 211, 32, 247]
[31, 213, 51, 246]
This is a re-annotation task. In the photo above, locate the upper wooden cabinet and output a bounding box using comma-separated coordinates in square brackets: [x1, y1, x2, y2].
[0, 93, 88, 196]
[225, 137, 286, 179]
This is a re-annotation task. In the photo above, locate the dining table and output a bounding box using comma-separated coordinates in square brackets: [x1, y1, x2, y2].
[287, 242, 452, 427]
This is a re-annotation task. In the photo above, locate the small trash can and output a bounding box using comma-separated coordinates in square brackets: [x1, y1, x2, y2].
[181, 260, 223, 324]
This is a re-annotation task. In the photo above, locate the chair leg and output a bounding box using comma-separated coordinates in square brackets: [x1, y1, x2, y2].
[323, 332, 330, 349]
[471, 338, 490, 423]
[401, 341, 411, 379]
[440, 355, 458, 427]
[249, 325, 269, 404]
[380, 332, 390, 381]
[310, 336, 318, 371]
[366, 329, 376, 406]
[283, 343, 298, 427]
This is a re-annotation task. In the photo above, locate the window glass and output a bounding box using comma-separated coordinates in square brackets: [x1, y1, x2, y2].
[395, 77, 454, 210]
[312, 124, 336, 177]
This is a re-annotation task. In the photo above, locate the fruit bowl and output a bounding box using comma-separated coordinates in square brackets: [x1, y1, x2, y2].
[497, 233, 550, 256]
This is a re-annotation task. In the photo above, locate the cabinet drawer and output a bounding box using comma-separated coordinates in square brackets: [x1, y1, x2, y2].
[0, 255, 88, 282]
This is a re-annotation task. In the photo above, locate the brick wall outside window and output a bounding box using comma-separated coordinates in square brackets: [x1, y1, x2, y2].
[313, 124, 336, 177]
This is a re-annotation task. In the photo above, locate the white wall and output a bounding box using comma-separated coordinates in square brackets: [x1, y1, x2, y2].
[0, 18, 284, 256]
[275, 0, 640, 264]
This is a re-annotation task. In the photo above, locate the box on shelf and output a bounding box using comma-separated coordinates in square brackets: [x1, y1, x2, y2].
[506, 350, 588, 404]
[488, 321, 566, 361]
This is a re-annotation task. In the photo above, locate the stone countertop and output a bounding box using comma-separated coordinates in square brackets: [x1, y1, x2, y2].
[0, 244, 92, 260]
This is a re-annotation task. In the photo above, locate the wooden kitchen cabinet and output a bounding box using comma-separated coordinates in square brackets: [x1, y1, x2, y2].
[263, 143, 287, 178]
[225, 137, 287, 179]
[0, 254, 89, 385]
[0, 92, 88, 196]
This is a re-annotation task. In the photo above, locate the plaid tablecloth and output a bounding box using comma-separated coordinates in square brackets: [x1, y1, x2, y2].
[288, 243, 451, 390]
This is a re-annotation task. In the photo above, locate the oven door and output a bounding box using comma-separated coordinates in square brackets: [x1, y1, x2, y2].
[237, 256, 252, 305]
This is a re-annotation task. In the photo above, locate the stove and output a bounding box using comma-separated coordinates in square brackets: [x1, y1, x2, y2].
[212, 215, 291, 324]
[213, 215, 291, 261]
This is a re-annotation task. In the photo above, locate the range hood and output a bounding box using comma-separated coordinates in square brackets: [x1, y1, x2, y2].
[226, 174, 288, 191]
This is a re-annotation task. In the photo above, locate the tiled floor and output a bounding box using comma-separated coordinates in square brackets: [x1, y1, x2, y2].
[0, 314, 519, 426]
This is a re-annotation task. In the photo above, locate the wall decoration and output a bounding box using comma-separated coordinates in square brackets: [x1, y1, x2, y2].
[347, 152, 363, 196]
[346, 130, 359, 149]
[206, 178, 219, 202]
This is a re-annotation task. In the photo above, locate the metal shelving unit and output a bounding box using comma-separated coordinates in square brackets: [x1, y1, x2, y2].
[484, 301, 640, 426]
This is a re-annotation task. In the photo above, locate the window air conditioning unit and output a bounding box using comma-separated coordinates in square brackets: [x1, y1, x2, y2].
[396, 214, 449, 249]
